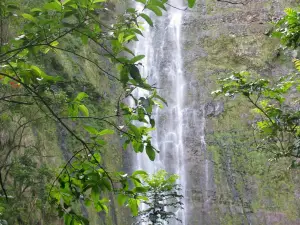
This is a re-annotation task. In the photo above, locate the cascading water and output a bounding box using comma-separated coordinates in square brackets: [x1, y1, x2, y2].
[133, 0, 187, 224]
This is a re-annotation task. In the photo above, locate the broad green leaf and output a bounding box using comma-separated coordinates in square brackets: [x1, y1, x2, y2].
[50, 40, 59, 47]
[64, 214, 72, 225]
[78, 104, 89, 116]
[146, 5, 162, 16]
[30, 8, 42, 12]
[146, 145, 155, 161]
[98, 129, 114, 136]
[153, 100, 163, 108]
[129, 65, 142, 83]
[132, 141, 143, 153]
[117, 194, 128, 205]
[84, 125, 98, 135]
[44, 1, 62, 12]
[130, 55, 145, 64]
[132, 28, 144, 36]
[96, 139, 107, 146]
[128, 124, 140, 138]
[124, 34, 136, 42]
[118, 32, 124, 43]
[127, 8, 136, 13]
[95, 199, 108, 213]
[75, 92, 88, 101]
[91, 186, 100, 202]
[30, 65, 61, 81]
[155, 94, 168, 106]
[132, 170, 148, 177]
[140, 13, 153, 27]
[151, 0, 167, 10]
[150, 118, 155, 127]
[124, 47, 135, 56]
[30, 65, 42, 76]
[134, 186, 148, 193]
[93, 152, 101, 162]
[128, 199, 139, 216]
[102, 178, 112, 191]
[22, 13, 38, 23]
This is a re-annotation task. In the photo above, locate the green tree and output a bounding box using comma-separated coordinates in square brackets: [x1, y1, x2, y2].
[131, 170, 183, 225]
[213, 7, 300, 167]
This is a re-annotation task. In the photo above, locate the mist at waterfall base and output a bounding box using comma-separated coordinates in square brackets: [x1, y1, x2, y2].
[132, 0, 188, 224]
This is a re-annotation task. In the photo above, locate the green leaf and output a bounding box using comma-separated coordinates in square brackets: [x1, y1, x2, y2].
[30, 65, 42, 76]
[84, 125, 98, 135]
[123, 47, 135, 56]
[118, 32, 124, 43]
[140, 13, 153, 27]
[98, 129, 114, 136]
[128, 199, 139, 216]
[146, 5, 162, 16]
[132, 170, 148, 177]
[128, 124, 140, 138]
[124, 34, 136, 42]
[188, 0, 196, 8]
[64, 214, 73, 225]
[44, 1, 62, 12]
[146, 145, 155, 161]
[153, 100, 163, 108]
[132, 141, 143, 153]
[132, 28, 143, 36]
[155, 93, 168, 106]
[96, 139, 107, 146]
[76, 215, 89, 225]
[75, 92, 88, 101]
[30, 65, 61, 81]
[22, 13, 38, 23]
[129, 65, 142, 83]
[151, 0, 167, 10]
[30, 8, 42, 13]
[91, 186, 100, 202]
[93, 152, 101, 163]
[134, 186, 148, 193]
[117, 194, 128, 205]
[150, 118, 155, 127]
[130, 55, 145, 64]
[78, 104, 89, 116]
[102, 178, 112, 191]
[127, 8, 136, 13]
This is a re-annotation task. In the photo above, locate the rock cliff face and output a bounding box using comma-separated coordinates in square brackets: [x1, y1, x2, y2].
[175, 0, 300, 224]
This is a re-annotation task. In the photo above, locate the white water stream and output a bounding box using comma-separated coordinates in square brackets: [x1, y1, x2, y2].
[133, 0, 187, 224]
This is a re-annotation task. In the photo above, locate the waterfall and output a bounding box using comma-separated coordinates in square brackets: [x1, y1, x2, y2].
[133, 0, 187, 224]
